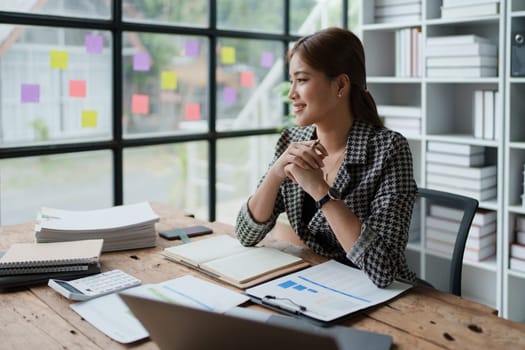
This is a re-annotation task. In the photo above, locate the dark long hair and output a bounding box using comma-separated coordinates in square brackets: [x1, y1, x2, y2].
[287, 27, 382, 127]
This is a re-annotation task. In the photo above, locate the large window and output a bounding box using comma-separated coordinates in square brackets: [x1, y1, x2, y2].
[0, 0, 356, 226]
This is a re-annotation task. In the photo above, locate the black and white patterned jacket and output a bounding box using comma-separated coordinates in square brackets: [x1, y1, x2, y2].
[236, 120, 417, 287]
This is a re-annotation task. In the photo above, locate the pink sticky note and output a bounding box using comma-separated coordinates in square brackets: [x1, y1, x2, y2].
[21, 84, 40, 103]
[132, 94, 149, 114]
[185, 103, 201, 120]
[133, 52, 151, 71]
[260, 51, 274, 68]
[85, 34, 103, 54]
[69, 80, 86, 98]
[240, 71, 255, 87]
[185, 39, 200, 57]
[223, 87, 237, 104]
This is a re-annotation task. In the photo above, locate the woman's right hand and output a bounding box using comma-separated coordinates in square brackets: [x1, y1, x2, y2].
[270, 139, 327, 180]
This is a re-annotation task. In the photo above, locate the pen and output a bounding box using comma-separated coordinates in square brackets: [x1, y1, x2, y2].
[262, 295, 307, 314]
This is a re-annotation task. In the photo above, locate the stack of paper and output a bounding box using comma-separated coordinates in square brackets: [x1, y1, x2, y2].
[35, 202, 159, 252]
[377, 104, 421, 137]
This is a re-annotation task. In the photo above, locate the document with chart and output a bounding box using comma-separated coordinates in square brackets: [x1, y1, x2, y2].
[245, 260, 412, 324]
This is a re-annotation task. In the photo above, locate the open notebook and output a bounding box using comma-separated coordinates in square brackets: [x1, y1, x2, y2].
[162, 235, 309, 289]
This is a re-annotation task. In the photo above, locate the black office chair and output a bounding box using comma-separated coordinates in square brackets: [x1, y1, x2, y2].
[409, 188, 479, 296]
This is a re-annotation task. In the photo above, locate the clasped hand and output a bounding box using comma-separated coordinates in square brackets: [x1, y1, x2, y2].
[272, 140, 328, 194]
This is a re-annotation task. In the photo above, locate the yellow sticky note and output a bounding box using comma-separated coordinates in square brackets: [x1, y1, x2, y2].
[50, 50, 69, 69]
[161, 71, 177, 90]
[81, 110, 97, 128]
[221, 46, 236, 64]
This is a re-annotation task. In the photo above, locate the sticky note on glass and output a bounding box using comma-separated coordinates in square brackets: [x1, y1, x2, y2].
[161, 71, 177, 90]
[223, 87, 237, 104]
[240, 71, 255, 87]
[50, 50, 68, 69]
[185, 103, 201, 120]
[185, 39, 200, 57]
[69, 80, 86, 98]
[21, 84, 40, 103]
[133, 52, 151, 71]
[221, 46, 236, 64]
[85, 34, 103, 54]
[81, 110, 97, 128]
[132, 94, 149, 114]
[260, 51, 274, 68]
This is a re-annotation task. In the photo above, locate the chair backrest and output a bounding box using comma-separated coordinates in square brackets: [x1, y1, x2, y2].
[412, 188, 479, 296]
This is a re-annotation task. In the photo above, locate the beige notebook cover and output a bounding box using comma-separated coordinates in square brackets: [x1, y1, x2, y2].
[162, 235, 308, 289]
[0, 239, 103, 268]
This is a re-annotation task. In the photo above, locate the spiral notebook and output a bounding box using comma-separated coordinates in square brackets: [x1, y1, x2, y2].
[0, 239, 103, 275]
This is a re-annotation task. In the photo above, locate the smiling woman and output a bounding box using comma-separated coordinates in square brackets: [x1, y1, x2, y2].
[235, 27, 418, 289]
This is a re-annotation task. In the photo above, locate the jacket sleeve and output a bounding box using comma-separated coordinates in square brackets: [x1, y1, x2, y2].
[235, 131, 291, 246]
[346, 136, 417, 287]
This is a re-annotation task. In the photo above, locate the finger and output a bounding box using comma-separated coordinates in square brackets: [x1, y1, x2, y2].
[313, 141, 328, 157]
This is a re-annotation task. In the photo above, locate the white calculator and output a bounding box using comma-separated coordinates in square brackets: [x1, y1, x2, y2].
[48, 269, 141, 301]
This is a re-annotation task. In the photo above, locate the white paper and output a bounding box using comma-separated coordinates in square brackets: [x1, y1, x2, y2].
[245, 260, 412, 322]
[70, 275, 249, 343]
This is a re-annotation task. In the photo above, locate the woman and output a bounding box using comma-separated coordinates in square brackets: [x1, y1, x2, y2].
[235, 27, 417, 288]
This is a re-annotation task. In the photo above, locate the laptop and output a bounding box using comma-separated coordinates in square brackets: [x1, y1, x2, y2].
[120, 293, 392, 350]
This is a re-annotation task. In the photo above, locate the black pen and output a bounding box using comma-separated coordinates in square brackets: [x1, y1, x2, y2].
[262, 295, 308, 314]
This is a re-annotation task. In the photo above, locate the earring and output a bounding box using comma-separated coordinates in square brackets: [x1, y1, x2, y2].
[337, 91, 342, 98]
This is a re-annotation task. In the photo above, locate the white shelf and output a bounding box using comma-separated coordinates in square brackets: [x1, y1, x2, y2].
[361, 0, 516, 320]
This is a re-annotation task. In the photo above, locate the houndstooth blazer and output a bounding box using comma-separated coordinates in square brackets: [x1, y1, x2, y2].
[235, 120, 417, 287]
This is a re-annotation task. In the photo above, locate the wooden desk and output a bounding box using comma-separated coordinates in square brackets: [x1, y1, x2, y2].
[1, 202, 524, 350]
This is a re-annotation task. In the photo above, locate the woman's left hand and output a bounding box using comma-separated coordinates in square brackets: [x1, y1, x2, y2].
[284, 163, 326, 197]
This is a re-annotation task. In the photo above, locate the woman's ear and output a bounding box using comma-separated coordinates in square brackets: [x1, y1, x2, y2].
[336, 74, 350, 95]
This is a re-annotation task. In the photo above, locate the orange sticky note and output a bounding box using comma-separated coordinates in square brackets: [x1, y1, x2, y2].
[132, 94, 149, 115]
[50, 50, 68, 69]
[161, 71, 177, 90]
[240, 70, 255, 87]
[69, 80, 86, 97]
[81, 110, 97, 128]
[185, 103, 201, 120]
[221, 46, 235, 64]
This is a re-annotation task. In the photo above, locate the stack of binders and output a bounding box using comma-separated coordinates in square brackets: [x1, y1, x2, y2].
[510, 216, 525, 272]
[35, 202, 159, 252]
[0, 239, 103, 289]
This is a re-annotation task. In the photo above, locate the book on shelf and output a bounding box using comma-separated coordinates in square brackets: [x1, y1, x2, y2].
[426, 216, 497, 238]
[426, 163, 497, 180]
[426, 56, 497, 68]
[516, 231, 525, 245]
[429, 205, 496, 226]
[494, 91, 502, 141]
[426, 183, 497, 202]
[426, 238, 495, 262]
[35, 202, 159, 252]
[510, 243, 525, 260]
[426, 34, 491, 46]
[0, 239, 103, 277]
[516, 216, 525, 231]
[426, 42, 497, 57]
[377, 105, 421, 118]
[375, 0, 422, 6]
[162, 234, 309, 289]
[483, 90, 496, 140]
[442, 0, 500, 7]
[427, 67, 497, 78]
[427, 141, 484, 155]
[375, 13, 421, 23]
[426, 228, 496, 250]
[426, 173, 496, 191]
[441, 2, 499, 19]
[375, 3, 421, 17]
[510, 257, 525, 273]
[426, 151, 485, 167]
[473, 89, 484, 138]
[383, 117, 420, 129]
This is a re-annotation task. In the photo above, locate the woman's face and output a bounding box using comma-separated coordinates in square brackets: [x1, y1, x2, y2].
[287, 53, 340, 127]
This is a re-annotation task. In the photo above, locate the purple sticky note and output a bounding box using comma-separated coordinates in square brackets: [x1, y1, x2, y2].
[223, 87, 237, 104]
[133, 52, 151, 71]
[185, 39, 200, 57]
[21, 84, 40, 103]
[85, 34, 103, 54]
[260, 51, 274, 68]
